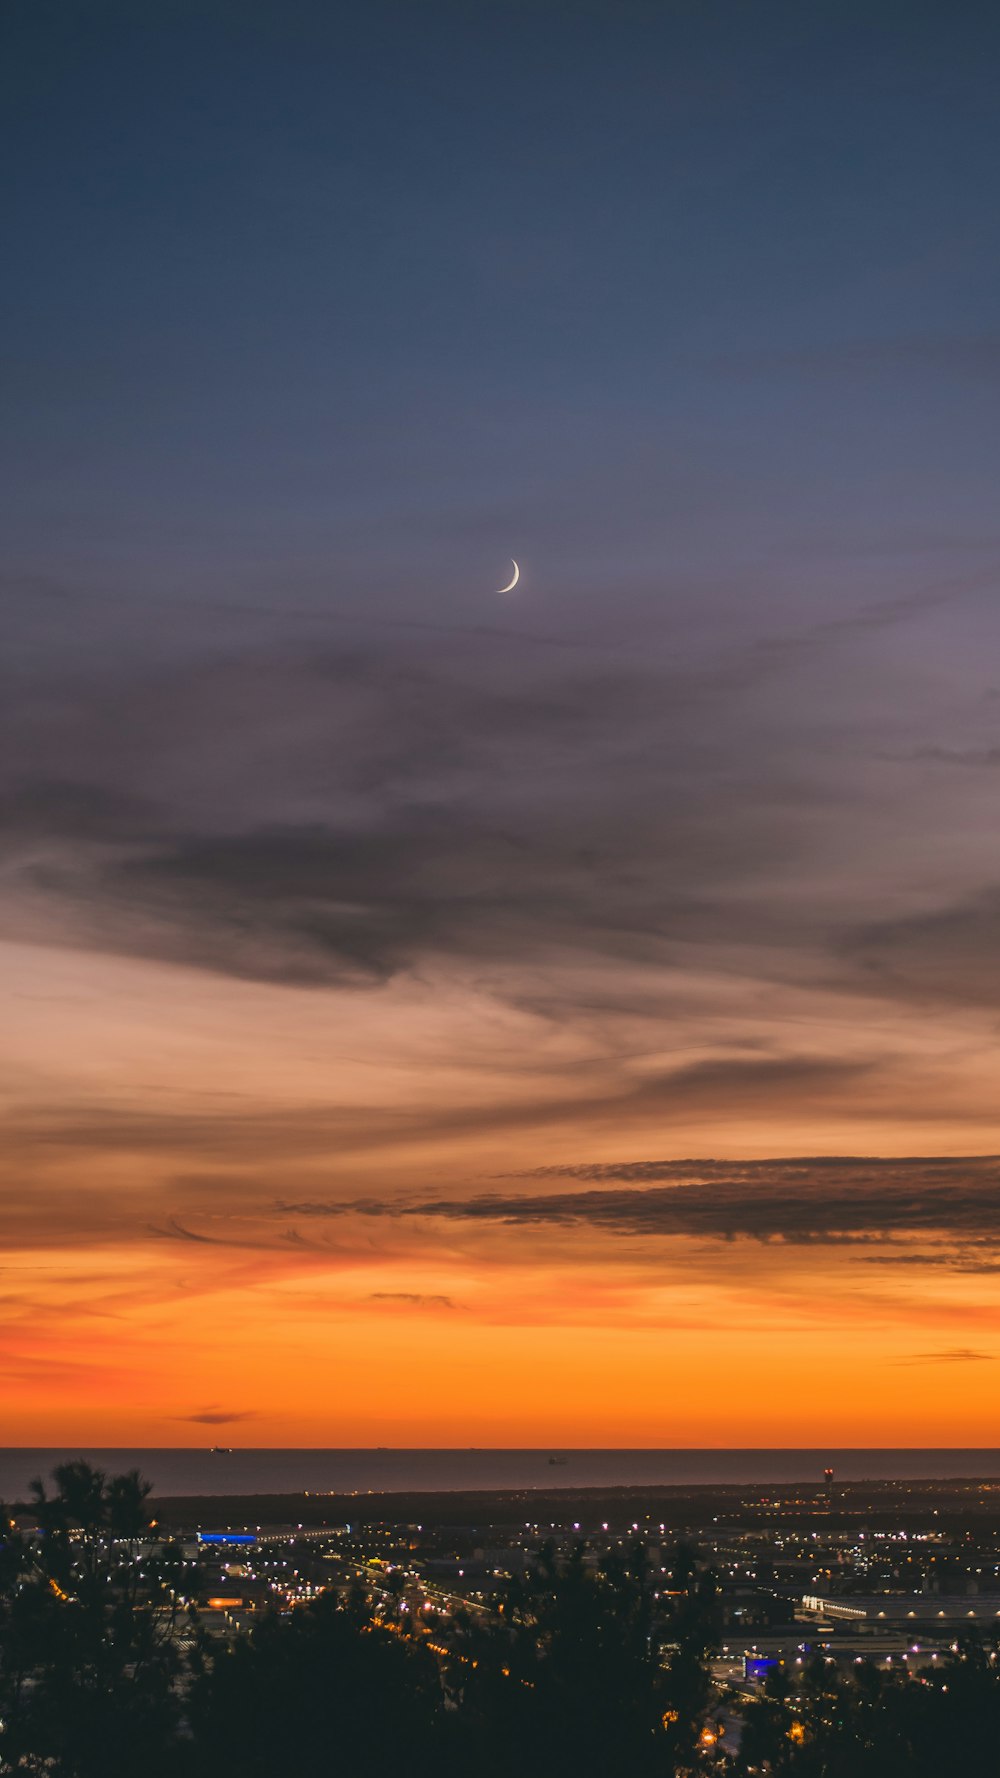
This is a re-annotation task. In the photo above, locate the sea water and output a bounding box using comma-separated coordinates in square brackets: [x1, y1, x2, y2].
[3, 1448, 1000, 1500]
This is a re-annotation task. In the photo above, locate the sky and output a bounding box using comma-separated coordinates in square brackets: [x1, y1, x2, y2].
[4, 0, 1000, 1447]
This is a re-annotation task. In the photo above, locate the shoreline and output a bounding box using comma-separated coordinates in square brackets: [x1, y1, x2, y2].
[147, 1476, 1000, 1532]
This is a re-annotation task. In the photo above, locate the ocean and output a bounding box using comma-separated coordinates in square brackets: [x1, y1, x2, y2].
[2, 1448, 1000, 1501]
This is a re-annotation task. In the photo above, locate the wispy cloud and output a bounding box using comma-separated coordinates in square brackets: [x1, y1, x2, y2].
[368, 1292, 458, 1309]
[282, 1156, 1000, 1264]
[175, 1409, 257, 1425]
[896, 1349, 995, 1365]
[842, 890, 1000, 1008]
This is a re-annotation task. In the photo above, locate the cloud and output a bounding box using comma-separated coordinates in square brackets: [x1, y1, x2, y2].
[843, 890, 1000, 1007]
[4, 1054, 881, 1217]
[368, 1292, 457, 1309]
[857, 1251, 1000, 1274]
[282, 1156, 1000, 1263]
[903, 746, 1000, 768]
[0, 618, 880, 996]
[7, 554, 1000, 1322]
[149, 1217, 271, 1250]
[0, 777, 161, 841]
[175, 1409, 257, 1425]
[152, 1218, 221, 1244]
[896, 1348, 995, 1365]
[5, 576, 1000, 1047]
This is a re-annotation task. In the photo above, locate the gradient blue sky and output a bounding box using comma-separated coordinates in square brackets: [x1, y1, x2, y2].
[5, 0, 998, 623]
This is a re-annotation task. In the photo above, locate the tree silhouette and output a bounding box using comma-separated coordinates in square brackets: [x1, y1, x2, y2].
[0, 1462, 185, 1778]
[451, 1536, 720, 1778]
[186, 1588, 446, 1778]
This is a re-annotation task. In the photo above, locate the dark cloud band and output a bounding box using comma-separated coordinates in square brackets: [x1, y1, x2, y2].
[280, 1155, 1000, 1261]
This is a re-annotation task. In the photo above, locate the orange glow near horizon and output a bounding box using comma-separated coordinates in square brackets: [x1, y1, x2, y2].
[6, 931, 1000, 1448]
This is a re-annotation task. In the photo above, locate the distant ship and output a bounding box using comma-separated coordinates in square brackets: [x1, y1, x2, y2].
[548, 1455, 568, 1466]
[210, 1447, 233, 1455]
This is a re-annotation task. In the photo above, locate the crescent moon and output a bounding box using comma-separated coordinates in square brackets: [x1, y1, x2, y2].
[495, 559, 520, 595]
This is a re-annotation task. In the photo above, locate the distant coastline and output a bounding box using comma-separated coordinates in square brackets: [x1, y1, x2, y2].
[141, 1475, 1000, 1534]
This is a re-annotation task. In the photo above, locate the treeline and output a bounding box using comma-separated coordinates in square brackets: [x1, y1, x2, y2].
[0, 1465, 998, 1776]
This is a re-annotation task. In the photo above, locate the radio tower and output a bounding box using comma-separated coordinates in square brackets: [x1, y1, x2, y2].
[823, 1466, 835, 1509]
